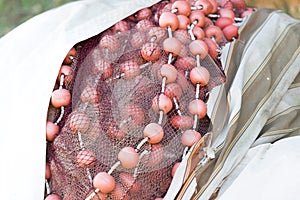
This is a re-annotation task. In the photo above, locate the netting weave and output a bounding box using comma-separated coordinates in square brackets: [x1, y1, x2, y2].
[46, 1, 226, 199]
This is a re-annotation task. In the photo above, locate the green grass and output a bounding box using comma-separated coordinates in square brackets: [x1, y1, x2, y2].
[0, 0, 73, 36]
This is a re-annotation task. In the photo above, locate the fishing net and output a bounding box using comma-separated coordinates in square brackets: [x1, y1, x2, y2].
[45, 1, 237, 199]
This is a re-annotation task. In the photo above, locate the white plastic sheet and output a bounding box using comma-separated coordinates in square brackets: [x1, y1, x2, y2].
[218, 136, 300, 200]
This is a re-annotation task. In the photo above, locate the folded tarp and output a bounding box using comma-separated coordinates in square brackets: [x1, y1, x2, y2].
[168, 8, 300, 200]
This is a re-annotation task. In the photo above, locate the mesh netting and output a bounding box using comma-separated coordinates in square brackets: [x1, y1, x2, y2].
[46, 1, 227, 199]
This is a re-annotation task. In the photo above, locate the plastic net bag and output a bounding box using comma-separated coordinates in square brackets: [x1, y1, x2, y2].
[45, 0, 251, 199]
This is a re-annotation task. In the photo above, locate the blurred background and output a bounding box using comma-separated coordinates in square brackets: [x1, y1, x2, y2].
[0, 0, 72, 36]
[0, 0, 299, 37]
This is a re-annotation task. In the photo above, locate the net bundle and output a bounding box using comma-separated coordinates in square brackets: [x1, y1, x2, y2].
[46, 0, 251, 199]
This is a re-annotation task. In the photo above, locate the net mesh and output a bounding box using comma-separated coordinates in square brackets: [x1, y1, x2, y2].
[46, 1, 226, 199]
